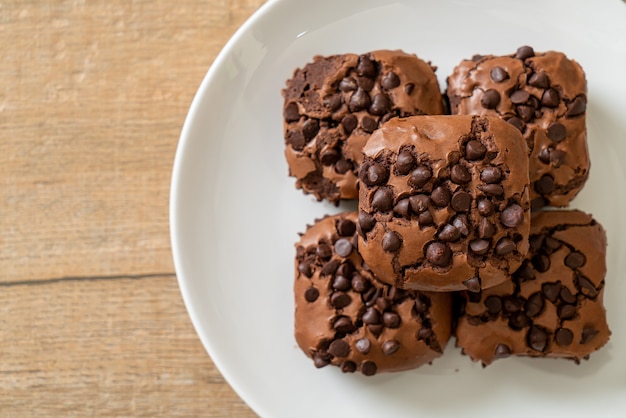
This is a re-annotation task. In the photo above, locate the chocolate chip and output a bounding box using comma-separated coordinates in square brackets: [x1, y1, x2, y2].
[383, 312, 401, 328]
[532, 254, 551, 272]
[393, 198, 411, 217]
[349, 88, 371, 112]
[510, 90, 530, 104]
[565, 251, 586, 268]
[558, 304, 576, 320]
[382, 339, 400, 355]
[341, 361, 356, 373]
[514, 45, 535, 60]
[339, 77, 357, 92]
[302, 119, 320, 139]
[494, 343, 512, 358]
[509, 312, 531, 330]
[516, 105, 534, 122]
[371, 187, 394, 212]
[550, 149, 566, 168]
[560, 286, 577, 304]
[313, 354, 330, 368]
[404, 83, 414, 94]
[361, 360, 377, 376]
[542, 282, 561, 303]
[417, 327, 433, 341]
[463, 277, 481, 292]
[361, 116, 378, 133]
[452, 215, 471, 236]
[334, 238, 353, 257]
[284, 102, 299, 122]
[323, 93, 342, 112]
[328, 339, 350, 357]
[515, 260, 536, 282]
[495, 237, 516, 255]
[361, 162, 388, 186]
[527, 325, 548, 352]
[382, 230, 402, 252]
[538, 147, 552, 164]
[409, 194, 430, 213]
[506, 116, 525, 132]
[581, 327, 599, 344]
[358, 211, 376, 233]
[469, 239, 491, 255]
[316, 243, 332, 259]
[304, 287, 319, 303]
[465, 139, 487, 160]
[382, 71, 400, 89]
[418, 210, 434, 226]
[565, 96, 586, 117]
[490, 66, 509, 83]
[320, 259, 340, 276]
[363, 289, 379, 306]
[576, 277, 598, 298]
[555, 328, 574, 346]
[524, 292, 544, 317]
[298, 260, 313, 277]
[357, 55, 377, 78]
[333, 316, 355, 333]
[534, 174, 554, 195]
[426, 241, 451, 266]
[481, 89, 501, 109]
[541, 88, 560, 107]
[451, 164, 471, 184]
[478, 218, 496, 239]
[337, 261, 354, 278]
[480, 166, 502, 184]
[546, 122, 566, 142]
[320, 148, 339, 165]
[430, 186, 451, 207]
[370, 93, 391, 116]
[351, 274, 368, 293]
[355, 338, 371, 354]
[529, 234, 545, 252]
[438, 224, 461, 242]
[396, 150, 416, 175]
[500, 204, 524, 228]
[330, 292, 351, 309]
[357, 76, 375, 92]
[332, 275, 352, 292]
[477, 199, 495, 216]
[362, 307, 381, 325]
[341, 114, 358, 134]
[451, 190, 471, 212]
[503, 296, 523, 313]
[479, 184, 504, 197]
[485, 295, 502, 314]
[414, 296, 429, 314]
[528, 71, 549, 88]
[409, 165, 432, 188]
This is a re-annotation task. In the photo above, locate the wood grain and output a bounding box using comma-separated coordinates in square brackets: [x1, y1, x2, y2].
[0, 0, 266, 416]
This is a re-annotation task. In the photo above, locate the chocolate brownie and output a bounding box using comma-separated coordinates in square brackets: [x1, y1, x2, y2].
[357, 115, 530, 292]
[446, 46, 589, 208]
[294, 212, 452, 376]
[456, 210, 610, 366]
[283, 50, 444, 203]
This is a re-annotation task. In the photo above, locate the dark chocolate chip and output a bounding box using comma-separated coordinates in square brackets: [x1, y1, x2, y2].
[515, 260, 536, 281]
[361, 360, 377, 376]
[284, 102, 300, 122]
[524, 292, 544, 317]
[463, 277, 481, 292]
[479, 184, 504, 197]
[430, 186, 451, 207]
[316, 243, 332, 259]
[550, 149, 566, 168]
[565, 251, 586, 268]
[452, 214, 471, 236]
[285, 130, 304, 150]
[357, 55, 377, 78]
[558, 304, 576, 320]
[409, 166, 432, 188]
[320, 148, 339, 166]
[528, 95, 541, 109]
[480, 166, 502, 184]
[451, 164, 471, 184]
[495, 237, 516, 255]
[334, 238, 353, 258]
[451, 190, 471, 212]
[509, 312, 531, 330]
[516, 105, 534, 122]
[304, 287, 319, 303]
[510, 90, 530, 104]
[383, 312, 401, 328]
[323, 93, 342, 112]
[490, 67, 509, 83]
[581, 327, 599, 344]
[361, 116, 378, 133]
[328, 339, 350, 358]
[382, 71, 400, 89]
[339, 77, 358, 92]
[532, 254, 551, 273]
[555, 328, 574, 346]
[382, 339, 400, 355]
[527, 325, 548, 352]
[404, 83, 414, 94]
[333, 316, 355, 333]
[528, 71, 549, 89]
[542, 282, 561, 303]
[417, 327, 433, 341]
[371, 187, 394, 212]
[313, 354, 330, 368]
[494, 343, 512, 358]
[477, 199, 495, 216]
[541, 88, 560, 107]
[330, 292, 351, 309]
[349, 88, 371, 112]
[358, 211, 376, 233]
[341, 361, 356, 373]
[565, 96, 586, 117]
[506, 116, 525, 132]
[355, 338, 371, 354]
[465, 139, 487, 160]
[426, 241, 451, 266]
[393, 198, 411, 217]
[503, 296, 523, 313]
[546, 122, 566, 142]
[351, 274, 368, 293]
[332, 275, 352, 292]
[481, 89, 501, 109]
[298, 260, 313, 277]
[469, 239, 491, 255]
[302, 119, 320, 139]
[337, 262, 354, 278]
[514, 45, 535, 60]
[577, 277, 598, 299]
[414, 296, 430, 314]
[320, 259, 340, 276]
[361, 162, 388, 186]
[336, 220, 356, 238]
[370, 93, 391, 116]
[500, 204, 524, 228]
[362, 307, 381, 325]
[529, 234, 545, 252]
[357, 76, 375, 92]
[382, 230, 402, 252]
[477, 218, 496, 239]
[396, 150, 416, 175]
[409, 194, 430, 213]
[439, 224, 461, 242]
[341, 114, 358, 134]
[485, 295, 502, 314]
[418, 210, 434, 226]
[538, 146, 552, 164]
[560, 286, 577, 304]
[534, 174, 554, 195]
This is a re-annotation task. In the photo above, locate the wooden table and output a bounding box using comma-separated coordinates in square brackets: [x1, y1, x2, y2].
[1, 1, 265, 416]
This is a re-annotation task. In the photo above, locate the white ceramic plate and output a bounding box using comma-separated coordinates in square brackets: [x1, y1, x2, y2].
[170, 0, 626, 416]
